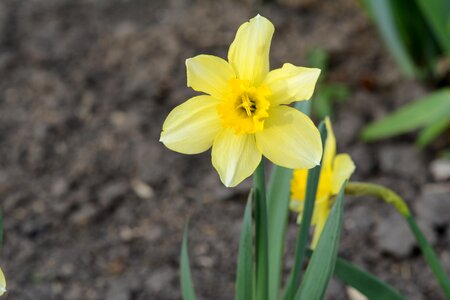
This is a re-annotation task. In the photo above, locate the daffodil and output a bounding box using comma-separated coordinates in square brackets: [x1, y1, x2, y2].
[0, 266, 6, 296]
[290, 117, 355, 247]
[160, 15, 322, 187]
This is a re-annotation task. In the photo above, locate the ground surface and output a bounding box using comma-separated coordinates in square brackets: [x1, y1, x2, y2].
[0, 0, 449, 299]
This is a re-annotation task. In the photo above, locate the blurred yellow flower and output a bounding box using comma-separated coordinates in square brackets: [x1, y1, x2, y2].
[160, 15, 322, 187]
[0, 266, 6, 296]
[290, 117, 355, 247]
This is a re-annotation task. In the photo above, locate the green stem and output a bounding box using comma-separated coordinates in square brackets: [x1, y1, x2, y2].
[406, 216, 450, 299]
[345, 182, 450, 299]
[254, 161, 268, 300]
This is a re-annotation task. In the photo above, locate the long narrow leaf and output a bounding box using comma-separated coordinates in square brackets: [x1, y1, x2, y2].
[362, 89, 450, 141]
[294, 183, 346, 300]
[267, 166, 293, 300]
[416, 0, 450, 59]
[417, 115, 450, 147]
[335, 256, 407, 300]
[283, 123, 327, 300]
[267, 101, 314, 300]
[361, 0, 417, 76]
[305, 249, 407, 300]
[180, 225, 197, 300]
[254, 162, 269, 300]
[235, 190, 254, 300]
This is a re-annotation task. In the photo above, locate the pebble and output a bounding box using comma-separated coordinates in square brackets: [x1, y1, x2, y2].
[378, 145, 426, 182]
[105, 279, 131, 300]
[430, 158, 450, 181]
[414, 183, 450, 227]
[375, 211, 415, 258]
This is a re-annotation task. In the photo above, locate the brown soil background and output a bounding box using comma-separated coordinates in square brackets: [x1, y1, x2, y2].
[0, 0, 449, 299]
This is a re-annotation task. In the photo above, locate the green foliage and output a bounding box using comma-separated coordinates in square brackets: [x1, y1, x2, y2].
[235, 191, 254, 300]
[294, 183, 346, 300]
[362, 0, 445, 78]
[180, 225, 197, 300]
[307, 49, 349, 119]
[254, 163, 269, 300]
[333, 255, 407, 300]
[267, 166, 293, 300]
[362, 88, 450, 146]
[416, 0, 450, 59]
[283, 123, 327, 300]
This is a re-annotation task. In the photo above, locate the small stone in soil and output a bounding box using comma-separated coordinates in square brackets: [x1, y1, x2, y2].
[375, 212, 415, 258]
[415, 183, 450, 227]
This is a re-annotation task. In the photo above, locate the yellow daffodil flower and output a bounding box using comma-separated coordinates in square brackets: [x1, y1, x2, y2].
[0, 266, 6, 296]
[160, 15, 322, 187]
[290, 117, 355, 247]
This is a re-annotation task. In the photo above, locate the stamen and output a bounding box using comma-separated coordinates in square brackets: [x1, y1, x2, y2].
[237, 93, 255, 117]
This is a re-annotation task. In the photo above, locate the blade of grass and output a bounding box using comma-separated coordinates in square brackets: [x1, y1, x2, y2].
[293, 182, 346, 300]
[180, 224, 197, 300]
[254, 161, 268, 300]
[361, 88, 450, 141]
[235, 190, 254, 300]
[283, 122, 327, 300]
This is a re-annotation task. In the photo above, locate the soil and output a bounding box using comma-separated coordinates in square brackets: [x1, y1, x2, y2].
[0, 0, 449, 299]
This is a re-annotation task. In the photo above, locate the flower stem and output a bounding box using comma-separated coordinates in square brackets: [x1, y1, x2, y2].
[254, 160, 268, 300]
[345, 182, 450, 299]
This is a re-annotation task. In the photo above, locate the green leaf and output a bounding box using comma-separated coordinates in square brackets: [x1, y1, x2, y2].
[266, 100, 313, 300]
[416, 0, 450, 59]
[180, 224, 197, 300]
[361, 0, 417, 76]
[283, 123, 327, 300]
[267, 166, 293, 300]
[361, 89, 450, 141]
[305, 249, 407, 300]
[254, 162, 268, 300]
[334, 256, 407, 300]
[417, 115, 450, 147]
[235, 190, 254, 300]
[294, 182, 346, 300]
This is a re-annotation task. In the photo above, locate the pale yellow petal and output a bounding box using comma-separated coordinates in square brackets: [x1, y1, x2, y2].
[331, 153, 356, 194]
[212, 129, 261, 187]
[228, 15, 274, 86]
[160, 95, 222, 154]
[0, 266, 6, 296]
[263, 63, 321, 105]
[311, 199, 330, 248]
[186, 55, 235, 99]
[322, 117, 336, 171]
[255, 106, 322, 169]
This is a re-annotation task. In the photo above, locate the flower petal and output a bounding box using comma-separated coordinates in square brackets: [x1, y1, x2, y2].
[311, 199, 330, 248]
[160, 95, 222, 154]
[228, 15, 274, 86]
[331, 153, 356, 194]
[0, 266, 6, 296]
[186, 55, 235, 99]
[322, 117, 336, 172]
[255, 106, 322, 169]
[263, 63, 321, 106]
[212, 129, 261, 187]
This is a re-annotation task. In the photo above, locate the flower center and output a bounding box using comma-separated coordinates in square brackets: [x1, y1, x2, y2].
[217, 79, 271, 134]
